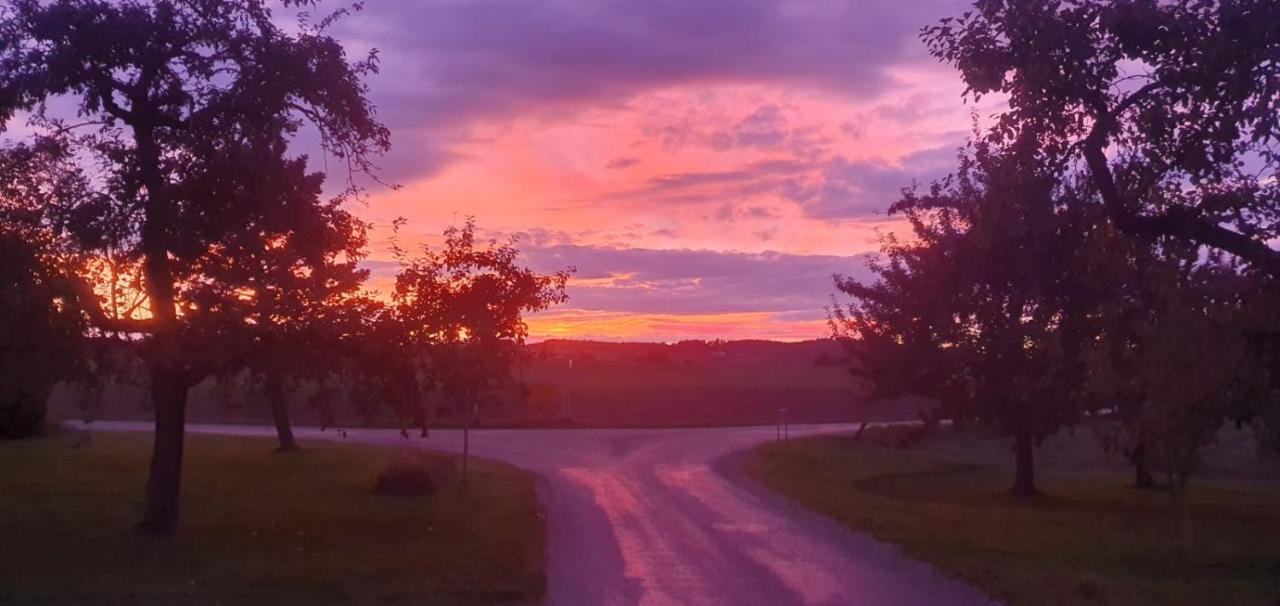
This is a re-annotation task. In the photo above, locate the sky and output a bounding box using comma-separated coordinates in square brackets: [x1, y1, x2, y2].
[325, 0, 992, 342]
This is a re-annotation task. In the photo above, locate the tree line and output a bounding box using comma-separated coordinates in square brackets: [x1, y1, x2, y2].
[832, 0, 1280, 554]
[0, 0, 569, 536]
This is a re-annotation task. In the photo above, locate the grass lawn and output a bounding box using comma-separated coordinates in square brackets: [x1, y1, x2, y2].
[746, 432, 1280, 606]
[0, 430, 545, 604]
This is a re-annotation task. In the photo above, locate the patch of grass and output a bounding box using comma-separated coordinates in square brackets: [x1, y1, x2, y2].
[746, 434, 1280, 606]
[0, 431, 545, 604]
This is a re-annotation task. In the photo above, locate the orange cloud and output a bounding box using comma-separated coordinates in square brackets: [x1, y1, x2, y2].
[344, 44, 989, 342]
[525, 309, 829, 343]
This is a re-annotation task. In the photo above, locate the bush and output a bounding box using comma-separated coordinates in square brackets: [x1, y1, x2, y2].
[0, 391, 47, 439]
[372, 451, 458, 497]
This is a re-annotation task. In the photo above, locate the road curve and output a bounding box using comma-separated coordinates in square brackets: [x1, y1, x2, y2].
[82, 421, 994, 605]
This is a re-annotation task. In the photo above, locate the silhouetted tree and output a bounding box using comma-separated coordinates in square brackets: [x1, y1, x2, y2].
[1074, 186, 1213, 490]
[390, 219, 571, 477]
[347, 301, 431, 433]
[829, 188, 969, 422]
[0, 0, 388, 534]
[1230, 277, 1280, 457]
[924, 0, 1280, 500]
[834, 142, 1101, 496]
[0, 137, 95, 438]
[196, 159, 372, 452]
[924, 0, 1280, 277]
[1097, 259, 1254, 557]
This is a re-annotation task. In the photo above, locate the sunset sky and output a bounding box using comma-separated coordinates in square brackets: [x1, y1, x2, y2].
[330, 0, 996, 342]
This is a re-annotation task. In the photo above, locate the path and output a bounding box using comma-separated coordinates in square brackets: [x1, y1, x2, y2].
[84, 421, 994, 605]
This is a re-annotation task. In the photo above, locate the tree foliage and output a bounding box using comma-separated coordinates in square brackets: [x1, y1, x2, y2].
[833, 142, 1102, 495]
[842, 0, 1280, 543]
[0, 138, 95, 438]
[0, 0, 389, 534]
[923, 0, 1280, 277]
[196, 152, 373, 451]
[386, 219, 572, 426]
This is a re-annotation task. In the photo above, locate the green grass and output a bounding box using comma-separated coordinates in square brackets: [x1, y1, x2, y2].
[746, 433, 1280, 606]
[0, 430, 546, 605]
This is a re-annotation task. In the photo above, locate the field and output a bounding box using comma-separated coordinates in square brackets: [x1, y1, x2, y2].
[51, 339, 902, 429]
[0, 431, 546, 605]
[746, 426, 1280, 606]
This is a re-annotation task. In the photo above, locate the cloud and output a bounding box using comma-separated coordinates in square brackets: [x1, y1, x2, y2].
[605, 156, 641, 169]
[519, 244, 874, 316]
[712, 203, 782, 223]
[599, 143, 960, 218]
[525, 309, 829, 342]
[791, 144, 959, 218]
[712, 104, 786, 149]
[314, 1, 976, 341]
[603, 158, 810, 208]
[644, 160, 807, 192]
[753, 227, 779, 241]
[336, 0, 966, 183]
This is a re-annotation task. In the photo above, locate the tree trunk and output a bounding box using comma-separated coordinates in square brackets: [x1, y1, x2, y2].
[462, 421, 470, 484]
[1131, 441, 1155, 489]
[1164, 448, 1195, 560]
[1011, 414, 1038, 497]
[138, 366, 189, 536]
[1172, 486, 1194, 560]
[135, 120, 190, 536]
[267, 379, 299, 453]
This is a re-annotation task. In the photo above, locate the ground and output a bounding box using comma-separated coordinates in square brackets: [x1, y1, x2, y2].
[746, 428, 1280, 606]
[0, 430, 546, 605]
[78, 421, 993, 605]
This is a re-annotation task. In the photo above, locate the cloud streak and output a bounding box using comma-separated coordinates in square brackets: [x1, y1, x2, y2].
[339, 0, 967, 182]
[329, 1, 979, 340]
[520, 244, 873, 315]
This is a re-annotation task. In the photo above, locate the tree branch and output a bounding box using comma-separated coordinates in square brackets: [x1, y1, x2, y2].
[1083, 88, 1280, 278]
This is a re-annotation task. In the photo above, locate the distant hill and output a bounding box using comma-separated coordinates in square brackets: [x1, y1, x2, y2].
[527, 338, 849, 366]
[51, 339, 918, 429]
[512, 338, 870, 426]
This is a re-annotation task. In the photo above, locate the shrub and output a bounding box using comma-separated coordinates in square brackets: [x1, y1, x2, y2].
[372, 451, 458, 497]
[0, 391, 47, 440]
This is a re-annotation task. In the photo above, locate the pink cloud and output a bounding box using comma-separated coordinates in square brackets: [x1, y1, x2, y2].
[326, 1, 984, 341]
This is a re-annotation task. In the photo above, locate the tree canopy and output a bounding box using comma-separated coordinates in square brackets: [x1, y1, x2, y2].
[0, 0, 390, 534]
[833, 141, 1103, 495]
[387, 219, 572, 426]
[923, 0, 1280, 277]
[0, 137, 95, 438]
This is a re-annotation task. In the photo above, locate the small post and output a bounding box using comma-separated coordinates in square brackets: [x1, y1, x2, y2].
[562, 357, 574, 421]
[462, 401, 479, 485]
[780, 407, 790, 440]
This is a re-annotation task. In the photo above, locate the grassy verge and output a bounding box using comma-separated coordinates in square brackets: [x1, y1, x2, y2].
[0, 430, 545, 604]
[746, 433, 1280, 606]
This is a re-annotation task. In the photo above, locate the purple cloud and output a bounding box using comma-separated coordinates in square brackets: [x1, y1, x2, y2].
[794, 144, 960, 218]
[518, 244, 875, 317]
[606, 156, 641, 169]
[712, 203, 782, 223]
[335, 0, 967, 182]
[600, 143, 960, 218]
[712, 104, 787, 150]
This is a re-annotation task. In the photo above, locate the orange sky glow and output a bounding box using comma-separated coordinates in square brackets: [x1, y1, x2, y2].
[330, 1, 993, 342]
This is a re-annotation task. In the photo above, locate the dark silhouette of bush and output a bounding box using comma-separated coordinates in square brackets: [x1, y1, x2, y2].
[0, 141, 95, 440]
[373, 453, 458, 497]
[0, 392, 46, 440]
